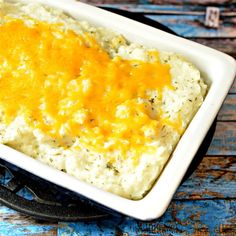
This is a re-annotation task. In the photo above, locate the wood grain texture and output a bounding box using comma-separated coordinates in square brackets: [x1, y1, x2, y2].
[81, 0, 137, 3]
[0, 206, 57, 236]
[83, 3, 236, 38]
[0, 154, 235, 235]
[96, 3, 236, 14]
[192, 38, 236, 58]
[218, 94, 236, 121]
[145, 14, 236, 38]
[58, 200, 236, 235]
[0, 2, 235, 235]
[1, 155, 235, 203]
[175, 156, 236, 199]
[207, 122, 236, 155]
[140, 0, 236, 6]
[230, 78, 236, 93]
[82, 0, 236, 5]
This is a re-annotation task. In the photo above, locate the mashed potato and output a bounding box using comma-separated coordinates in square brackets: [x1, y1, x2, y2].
[0, 0, 207, 199]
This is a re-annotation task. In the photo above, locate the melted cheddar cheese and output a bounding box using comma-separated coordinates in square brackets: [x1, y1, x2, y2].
[0, 19, 175, 160]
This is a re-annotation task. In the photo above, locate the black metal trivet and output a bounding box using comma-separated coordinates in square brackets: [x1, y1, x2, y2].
[0, 160, 110, 221]
[0, 8, 216, 221]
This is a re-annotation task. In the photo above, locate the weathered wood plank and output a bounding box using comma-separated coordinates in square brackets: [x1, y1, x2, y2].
[218, 94, 236, 121]
[139, 0, 236, 5]
[58, 200, 236, 235]
[0, 155, 235, 234]
[175, 156, 236, 199]
[0, 206, 57, 235]
[145, 14, 236, 38]
[1, 2, 235, 234]
[81, 0, 235, 5]
[96, 3, 236, 15]
[81, 0, 137, 3]
[207, 122, 236, 156]
[192, 38, 236, 58]
[230, 78, 236, 93]
[81, 5, 236, 53]
[1, 155, 234, 204]
[82, 3, 236, 38]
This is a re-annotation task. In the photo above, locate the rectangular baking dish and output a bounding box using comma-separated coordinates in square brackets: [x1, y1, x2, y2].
[0, 0, 235, 221]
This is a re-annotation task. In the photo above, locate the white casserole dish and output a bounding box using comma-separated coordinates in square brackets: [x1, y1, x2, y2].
[0, 0, 235, 221]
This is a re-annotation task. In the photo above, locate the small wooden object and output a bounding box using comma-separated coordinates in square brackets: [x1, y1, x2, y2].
[205, 7, 220, 28]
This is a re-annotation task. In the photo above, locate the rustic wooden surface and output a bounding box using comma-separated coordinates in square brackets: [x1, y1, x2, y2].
[0, 0, 236, 235]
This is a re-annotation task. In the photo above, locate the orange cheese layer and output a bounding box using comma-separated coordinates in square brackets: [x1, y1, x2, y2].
[0, 19, 174, 158]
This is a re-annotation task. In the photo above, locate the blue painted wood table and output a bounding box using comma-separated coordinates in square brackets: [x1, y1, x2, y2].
[0, 0, 236, 235]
